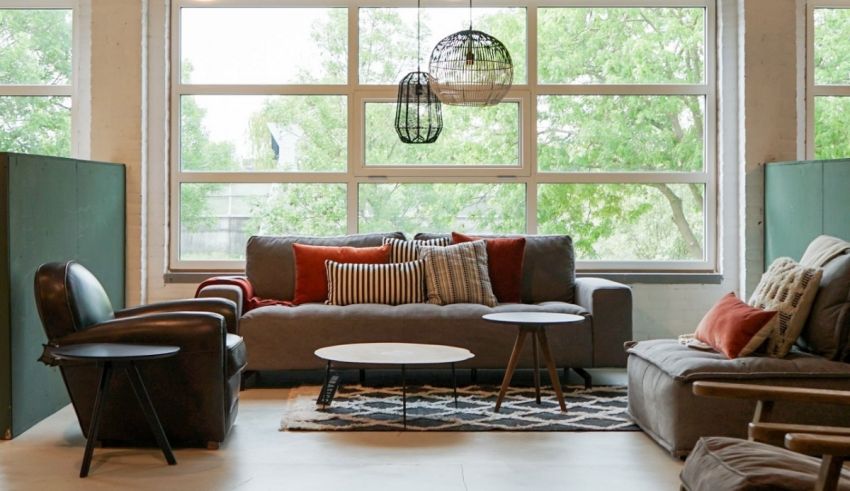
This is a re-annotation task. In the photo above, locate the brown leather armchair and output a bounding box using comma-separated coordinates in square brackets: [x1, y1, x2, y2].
[34, 261, 246, 448]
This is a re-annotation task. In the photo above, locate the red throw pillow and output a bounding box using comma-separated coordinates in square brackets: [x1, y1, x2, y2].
[292, 243, 391, 304]
[451, 232, 525, 303]
[694, 293, 777, 359]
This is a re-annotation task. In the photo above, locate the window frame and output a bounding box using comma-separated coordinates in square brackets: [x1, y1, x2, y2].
[170, 0, 717, 273]
[0, 0, 77, 156]
[806, 1, 850, 160]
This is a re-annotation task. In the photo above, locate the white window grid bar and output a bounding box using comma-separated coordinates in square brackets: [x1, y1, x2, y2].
[170, 0, 716, 272]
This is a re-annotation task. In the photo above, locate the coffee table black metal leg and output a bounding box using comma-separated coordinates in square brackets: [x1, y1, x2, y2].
[126, 363, 177, 465]
[401, 364, 407, 429]
[81, 361, 113, 478]
[452, 362, 458, 408]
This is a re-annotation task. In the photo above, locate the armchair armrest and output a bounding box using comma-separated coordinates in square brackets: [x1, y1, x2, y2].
[693, 381, 850, 406]
[785, 433, 850, 457]
[197, 284, 243, 319]
[116, 298, 239, 335]
[54, 312, 226, 355]
[575, 277, 632, 367]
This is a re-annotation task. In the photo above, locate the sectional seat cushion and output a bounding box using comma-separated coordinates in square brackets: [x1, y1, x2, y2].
[452, 232, 525, 303]
[416, 233, 575, 304]
[798, 253, 850, 360]
[626, 339, 850, 457]
[240, 301, 590, 370]
[245, 232, 405, 300]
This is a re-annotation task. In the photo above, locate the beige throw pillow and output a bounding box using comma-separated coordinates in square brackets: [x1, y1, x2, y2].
[749, 257, 823, 357]
[420, 240, 497, 306]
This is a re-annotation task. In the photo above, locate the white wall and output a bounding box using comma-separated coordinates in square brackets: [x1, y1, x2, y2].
[76, 0, 807, 342]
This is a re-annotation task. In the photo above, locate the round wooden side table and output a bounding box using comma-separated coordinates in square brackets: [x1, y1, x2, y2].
[47, 343, 180, 477]
[483, 312, 585, 413]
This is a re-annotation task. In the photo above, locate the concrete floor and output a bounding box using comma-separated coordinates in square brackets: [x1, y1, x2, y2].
[0, 374, 682, 490]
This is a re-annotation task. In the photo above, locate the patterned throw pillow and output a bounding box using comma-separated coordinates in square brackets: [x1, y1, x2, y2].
[383, 237, 450, 263]
[420, 240, 497, 306]
[749, 257, 823, 357]
[325, 260, 426, 306]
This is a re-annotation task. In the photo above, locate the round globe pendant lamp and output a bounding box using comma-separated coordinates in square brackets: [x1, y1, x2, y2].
[428, 0, 513, 107]
[395, 0, 443, 144]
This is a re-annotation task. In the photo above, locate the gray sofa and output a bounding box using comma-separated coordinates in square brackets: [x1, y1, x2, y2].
[197, 232, 633, 372]
[627, 250, 850, 458]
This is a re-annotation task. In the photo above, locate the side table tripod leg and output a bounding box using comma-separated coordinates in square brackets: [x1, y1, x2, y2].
[537, 329, 567, 412]
[127, 363, 177, 465]
[495, 329, 527, 412]
[81, 361, 113, 478]
[452, 362, 458, 408]
[532, 330, 541, 404]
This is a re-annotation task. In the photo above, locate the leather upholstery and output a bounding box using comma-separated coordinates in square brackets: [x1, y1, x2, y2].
[34, 261, 246, 447]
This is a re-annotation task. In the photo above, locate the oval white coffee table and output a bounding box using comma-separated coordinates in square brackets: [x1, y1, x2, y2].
[314, 343, 475, 428]
[483, 312, 585, 413]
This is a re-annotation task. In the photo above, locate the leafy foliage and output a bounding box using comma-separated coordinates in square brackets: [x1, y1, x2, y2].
[0, 10, 72, 157]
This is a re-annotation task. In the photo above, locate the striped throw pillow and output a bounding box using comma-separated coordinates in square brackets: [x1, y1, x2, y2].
[325, 259, 426, 306]
[420, 240, 497, 306]
[383, 237, 450, 263]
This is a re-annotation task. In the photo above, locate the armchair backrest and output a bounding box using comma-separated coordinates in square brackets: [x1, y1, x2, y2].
[34, 261, 115, 341]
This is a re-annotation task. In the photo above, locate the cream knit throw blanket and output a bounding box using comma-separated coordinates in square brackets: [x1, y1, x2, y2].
[800, 235, 850, 268]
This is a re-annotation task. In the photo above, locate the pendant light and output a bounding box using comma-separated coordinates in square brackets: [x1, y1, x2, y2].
[428, 0, 513, 106]
[394, 0, 443, 144]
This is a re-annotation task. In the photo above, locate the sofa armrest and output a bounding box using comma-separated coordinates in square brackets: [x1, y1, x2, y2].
[575, 277, 632, 367]
[115, 298, 239, 335]
[197, 285, 243, 319]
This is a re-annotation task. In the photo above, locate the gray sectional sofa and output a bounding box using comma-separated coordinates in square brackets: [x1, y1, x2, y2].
[627, 250, 850, 458]
[197, 232, 633, 372]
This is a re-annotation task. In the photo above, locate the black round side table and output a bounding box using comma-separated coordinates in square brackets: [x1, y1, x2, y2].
[47, 343, 180, 478]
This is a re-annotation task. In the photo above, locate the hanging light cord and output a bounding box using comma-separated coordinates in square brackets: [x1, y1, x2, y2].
[416, 0, 421, 72]
[469, 0, 473, 30]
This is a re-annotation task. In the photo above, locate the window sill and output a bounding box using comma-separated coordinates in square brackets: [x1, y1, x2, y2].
[166, 271, 723, 285]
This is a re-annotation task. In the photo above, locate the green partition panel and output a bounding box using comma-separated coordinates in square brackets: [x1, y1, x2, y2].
[765, 158, 850, 268]
[0, 153, 125, 438]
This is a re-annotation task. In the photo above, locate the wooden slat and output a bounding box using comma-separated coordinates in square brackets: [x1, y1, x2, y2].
[749, 422, 850, 445]
[693, 381, 850, 406]
[785, 433, 850, 458]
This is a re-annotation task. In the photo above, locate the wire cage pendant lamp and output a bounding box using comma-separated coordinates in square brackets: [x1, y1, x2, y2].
[395, 0, 443, 144]
[428, 0, 513, 107]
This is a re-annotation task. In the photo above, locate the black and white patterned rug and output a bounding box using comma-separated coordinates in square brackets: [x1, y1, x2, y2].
[280, 385, 638, 431]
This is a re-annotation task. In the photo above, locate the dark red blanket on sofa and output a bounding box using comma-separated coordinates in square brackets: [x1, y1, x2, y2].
[194, 276, 292, 313]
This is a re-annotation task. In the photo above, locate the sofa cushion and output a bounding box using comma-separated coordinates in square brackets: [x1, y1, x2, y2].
[681, 436, 850, 491]
[798, 253, 850, 361]
[749, 258, 823, 358]
[240, 301, 590, 370]
[383, 237, 450, 263]
[416, 233, 575, 304]
[246, 232, 405, 300]
[325, 259, 426, 306]
[452, 232, 525, 303]
[292, 243, 391, 304]
[421, 241, 497, 306]
[225, 333, 247, 379]
[627, 339, 850, 382]
[694, 293, 777, 359]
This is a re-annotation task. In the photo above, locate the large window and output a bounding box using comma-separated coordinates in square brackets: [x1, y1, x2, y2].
[0, 4, 73, 157]
[172, 1, 716, 271]
[809, 3, 850, 160]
